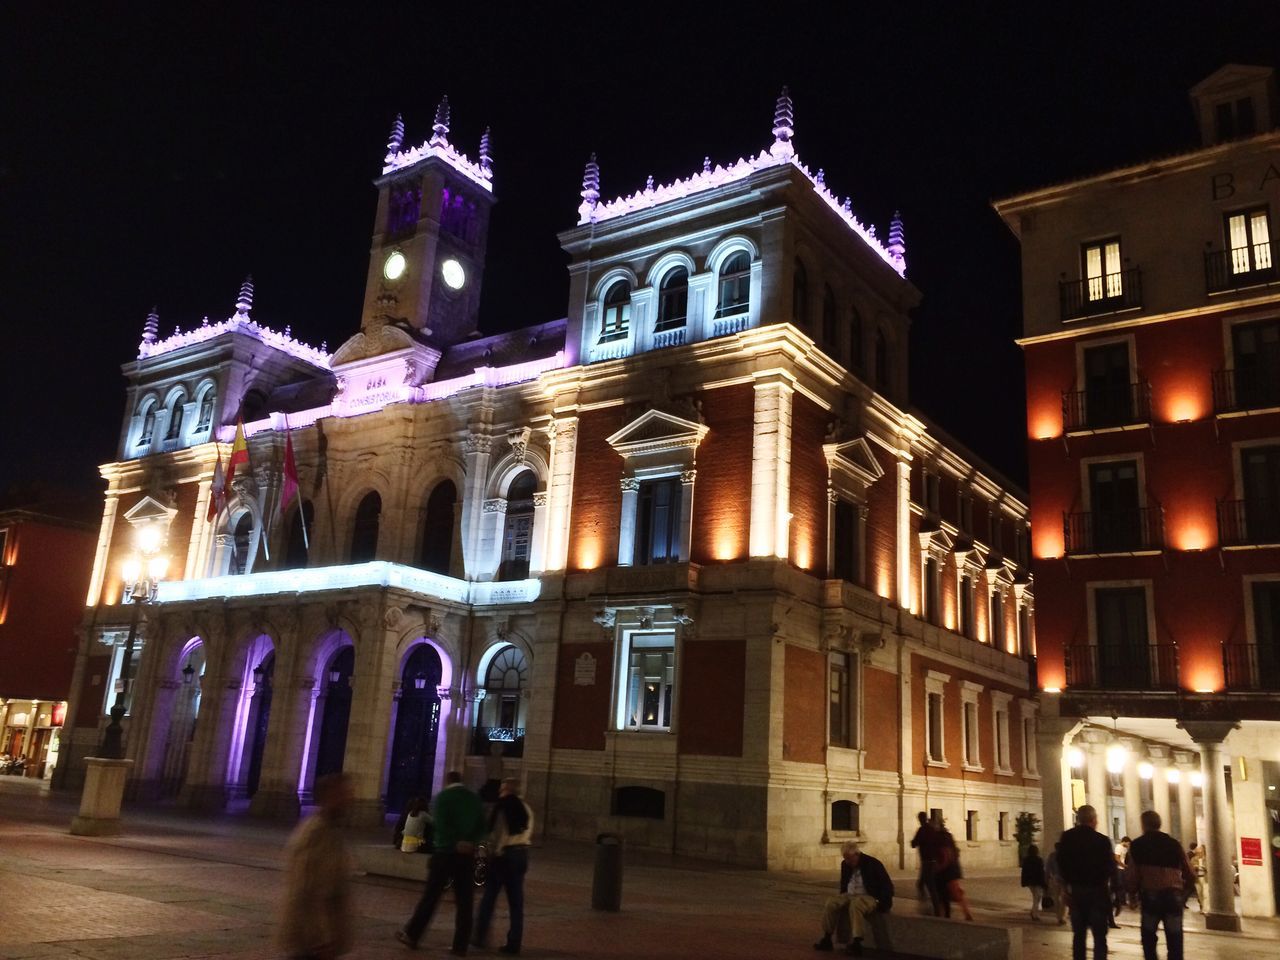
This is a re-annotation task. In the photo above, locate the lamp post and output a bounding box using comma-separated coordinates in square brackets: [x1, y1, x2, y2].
[99, 523, 168, 760]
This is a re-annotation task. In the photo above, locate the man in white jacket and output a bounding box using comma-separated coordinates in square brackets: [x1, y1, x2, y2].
[472, 778, 534, 955]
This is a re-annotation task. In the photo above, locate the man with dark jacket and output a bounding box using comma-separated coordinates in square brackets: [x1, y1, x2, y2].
[1057, 805, 1117, 960]
[910, 812, 942, 915]
[814, 842, 894, 956]
[1125, 811, 1194, 960]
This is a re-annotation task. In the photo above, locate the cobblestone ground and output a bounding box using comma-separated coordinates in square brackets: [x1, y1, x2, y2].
[1, 780, 1275, 959]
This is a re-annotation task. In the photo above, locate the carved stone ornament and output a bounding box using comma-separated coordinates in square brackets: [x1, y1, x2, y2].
[508, 426, 532, 465]
[593, 607, 617, 630]
[384, 605, 405, 631]
[403, 359, 418, 385]
[334, 375, 348, 396]
[619, 476, 641, 492]
[680, 469, 697, 485]
[494, 616, 511, 641]
[483, 498, 507, 513]
[532, 492, 548, 507]
[638, 607, 655, 630]
[463, 433, 493, 456]
[857, 628, 888, 663]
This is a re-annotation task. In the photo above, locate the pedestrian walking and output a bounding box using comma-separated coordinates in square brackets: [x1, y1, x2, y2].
[909, 812, 942, 915]
[1045, 842, 1068, 925]
[397, 771, 488, 956]
[1057, 805, 1116, 960]
[279, 773, 354, 960]
[935, 834, 974, 922]
[1111, 836, 1131, 928]
[1125, 811, 1194, 960]
[473, 778, 535, 956]
[1022, 844, 1048, 922]
[1187, 843, 1207, 912]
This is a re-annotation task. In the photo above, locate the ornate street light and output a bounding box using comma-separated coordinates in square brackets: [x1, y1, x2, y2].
[412, 672, 427, 691]
[181, 662, 195, 685]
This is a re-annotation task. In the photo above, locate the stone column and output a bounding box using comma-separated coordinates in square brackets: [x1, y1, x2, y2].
[1172, 751, 1198, 844]
[181, 676, 242, 811]
[248, 674, 316, 820]
[1148, 745, 1172, 832]
[1231, 755, 1276, 919]
[1181, 720, 1241, 931]
[521, 606, 564, 831]
[86, 494, 120, 606]
[677, 469, 696, 563]
[459, 432, 493, 578]
[1082, 730, 1110, 821]
[616, 478, 639, 565]
[185, 478, 214, 580]
[1120, 737, 1144, 838]
[544, 417, 578, 572]
[342, 618, 400, 827]
[748, 372, 793, 559]
[895, 456, 912, 607]
[1035, 713, 1084, 847]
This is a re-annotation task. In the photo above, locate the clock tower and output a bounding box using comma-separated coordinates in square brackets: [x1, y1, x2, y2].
[361, 98, 495, 348]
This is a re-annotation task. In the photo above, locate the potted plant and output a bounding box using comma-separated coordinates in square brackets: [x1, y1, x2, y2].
[1015, 810, 1041, 863]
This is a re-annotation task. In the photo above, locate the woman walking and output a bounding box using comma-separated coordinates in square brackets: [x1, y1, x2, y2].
[1022, 844, 1048, 922]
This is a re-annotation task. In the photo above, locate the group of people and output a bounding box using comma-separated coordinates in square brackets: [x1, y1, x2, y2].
[278, 771, 534, 960]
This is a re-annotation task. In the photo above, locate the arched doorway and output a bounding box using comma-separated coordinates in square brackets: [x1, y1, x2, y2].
[160, 641, 205, 798]
[232, 513, 255, 574]
[386, 644, 443, 814]
[243, 651, 275, 798]
[419, 481, 457, 574]
[314, 646, 354, 780]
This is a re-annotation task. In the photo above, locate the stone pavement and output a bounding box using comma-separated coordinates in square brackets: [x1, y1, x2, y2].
[1, 779, 1276, 959]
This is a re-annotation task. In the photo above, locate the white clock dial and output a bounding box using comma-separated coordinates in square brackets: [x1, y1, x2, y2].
[382, 251, 407, 281]
[441, 258, 466, 291]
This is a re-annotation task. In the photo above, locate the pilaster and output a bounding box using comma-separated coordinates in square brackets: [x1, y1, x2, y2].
[749, 373, 793, 559]
[459, 432, 493, 578]
[544, 417, 578, 571]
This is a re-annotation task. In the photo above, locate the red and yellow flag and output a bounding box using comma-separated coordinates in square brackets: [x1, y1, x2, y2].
[226, 419, 250, 488]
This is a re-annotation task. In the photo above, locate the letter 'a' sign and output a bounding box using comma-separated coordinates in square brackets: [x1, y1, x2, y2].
[1241, 837, 1263, 867]
[574, 652, 597, 686]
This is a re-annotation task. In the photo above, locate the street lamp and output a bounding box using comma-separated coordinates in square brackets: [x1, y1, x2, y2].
[99, 521, 168, 760]
[181, 662, 195, 685]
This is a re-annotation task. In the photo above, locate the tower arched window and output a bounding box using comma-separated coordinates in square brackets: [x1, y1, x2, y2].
[822, 286, 838, 348]
[231, 513, 254, 575]
[874, 328, 890, 393]
[498, 471, 537, 581]
[195, 389, 215, 432]
[139, 403, 157, 446]
[655, 268, 688, 332]
[283, 500, 313, 570]
[165, 398, 185, 441]
[419, 480, 457, 575]
[600, 281, 631, 342]
[792, 259, 809, 329]
[715, 252, 751, 319]
[350, 492, 381, 563]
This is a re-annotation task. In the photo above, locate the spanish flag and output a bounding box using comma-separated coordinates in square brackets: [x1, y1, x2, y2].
[226, 419, 250, 488]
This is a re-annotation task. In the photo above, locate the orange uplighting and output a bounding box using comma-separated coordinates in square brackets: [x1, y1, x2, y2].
[1189, 668, 1222, 694]
[713, 532, 739, 561]
[1030, 407, 1062, 441]
[1033, 528, 1065, 560]
[1161, 386, 1207, 424]
[576, 540, 602, 570]
[875, 566, 892, 600]
[794, 534, 813, 571]
[1174, 525, 1211, 551]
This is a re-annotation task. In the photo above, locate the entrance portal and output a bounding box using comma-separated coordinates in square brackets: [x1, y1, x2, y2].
[315, 646, 355, 780]
[386, 644, 443, 815]
[244, 652, 275, 798]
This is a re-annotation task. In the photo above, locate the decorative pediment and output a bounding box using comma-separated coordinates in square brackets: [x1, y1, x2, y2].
[985, 562, 1016, 587]
[606, 408, 709, 458]
[918, 526, 955, 555]
[953, 540, 987, 569]
[123, 495, 179, 527]
[824, 437, 884, 487]
[331, 325, 421, 365]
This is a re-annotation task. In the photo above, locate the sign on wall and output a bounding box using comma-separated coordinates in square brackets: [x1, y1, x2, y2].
[574, 653, 597, 686]
[1241, 837, 1263, 867]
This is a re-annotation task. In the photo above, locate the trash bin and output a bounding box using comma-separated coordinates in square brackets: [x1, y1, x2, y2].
[591, 832, 623, 911]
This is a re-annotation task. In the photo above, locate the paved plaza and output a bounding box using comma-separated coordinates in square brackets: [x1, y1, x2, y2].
[0, 779, 1275, 960]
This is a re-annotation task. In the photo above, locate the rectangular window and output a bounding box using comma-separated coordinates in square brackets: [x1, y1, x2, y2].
[1226, 207, 1273, 276]
[1082, 341, 1133, 428]
[995, 708, 1011, 771]
[989, 591, 1005, 648]
[998, 811, 1010, 842]
[828, 653, 854, 748]
[959, 574, 976, 639]
[990, 512, 1002, 554]
[1231, 318, 1280, 410]
[1083, 238, 1123, 302]
[958, 492, 974, 533]
[1088, 459, 1141, 552]
[924, 473, 941, 515]
[924, 557, 942, 626]
[1017, 603, 1032, 657]
[1023, 716, 1039, 774]
[1251, 580, 1280, 684]
[1094, 586, 1150, 687]
[927, 692, 945, 762]
[966, 810, 979, 842]
[831, 499, 862, 584]
[963, 701, 980, 767]
[621, 633, 675, 731]
[634, 478, 681, 566]
[1241, 445, 1280, 543]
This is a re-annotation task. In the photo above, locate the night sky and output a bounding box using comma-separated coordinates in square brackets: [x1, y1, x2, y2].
[4, 4, 1279, 508]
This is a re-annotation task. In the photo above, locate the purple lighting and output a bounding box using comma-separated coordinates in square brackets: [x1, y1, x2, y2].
[140, 316, 331, 368]
[382, 98, 493, 193]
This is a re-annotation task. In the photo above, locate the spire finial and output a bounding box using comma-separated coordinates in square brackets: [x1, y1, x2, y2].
[770, 86, 795, 159]
[430, 96, 451, 146]
[887, 211, 906, 269]
[142, 306, 160, 344]
[815, 168, 825, 188]
[703, 156, 712, 174]
[235, 275, 254, 319]
[645, 174, 655, 193]
[479, 126, 492, 174]
[578, 152, 601, 222]
[386, 113, 405, 160]
[842, 197, 852, 215]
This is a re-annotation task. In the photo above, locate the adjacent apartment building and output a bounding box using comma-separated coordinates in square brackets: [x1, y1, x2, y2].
[995, 65, 1280, 924]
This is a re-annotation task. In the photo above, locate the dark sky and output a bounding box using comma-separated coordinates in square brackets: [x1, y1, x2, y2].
[4, 3, 1279, 502]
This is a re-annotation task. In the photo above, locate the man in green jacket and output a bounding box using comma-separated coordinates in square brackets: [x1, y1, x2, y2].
[397, 771, 487, 955]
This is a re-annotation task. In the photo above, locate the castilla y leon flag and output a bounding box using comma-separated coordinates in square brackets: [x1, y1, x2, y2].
[226, 419, 250, 487]
[280, 426, 299, 515]
[206, 444, 226, 522]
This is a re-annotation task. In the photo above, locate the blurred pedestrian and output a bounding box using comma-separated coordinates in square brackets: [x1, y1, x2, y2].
[1125, 811, 1194, 960]
[910, 812, 942, 915]
[1187, 843, 1206, 912]
[279, 773, 354, 960]
[1058, 805, 1115, 960]
[1045, 842, 1068, 925]
[473, 778, 534, 955]
[1022, 844, 1047, 922]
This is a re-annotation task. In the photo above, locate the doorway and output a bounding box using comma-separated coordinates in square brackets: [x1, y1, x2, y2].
[314, 647, 355, 780]
[386, 644, 443, 815]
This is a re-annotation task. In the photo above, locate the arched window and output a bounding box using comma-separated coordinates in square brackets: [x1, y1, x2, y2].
[139, 403, 157, 445]
[874, 328, 890, 393]
[474, 645, 529, 756]
[831, 799, 860, 833]
[792, 259, 809, 329]
[655, 268, 688, 332]
[498, 471, 537, 581]
[822, 286, 838, 347]
[231, 513, 254, 575]
[715, 252, 751, 319]
[195, 389, 215, 432]
[849, 306, 864, 372]
[350, 492, 381, 562]
[283, 500, 313, 570]
[600, 280, 631, 342]
[419, 480, 457, 574]
[165, 398, 185, 441]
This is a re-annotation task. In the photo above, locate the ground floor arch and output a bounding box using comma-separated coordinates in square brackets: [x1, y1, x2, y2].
[385, 641, 445, 815]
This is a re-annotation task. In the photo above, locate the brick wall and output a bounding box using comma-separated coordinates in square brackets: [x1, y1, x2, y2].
[862, 666, 898, 770]
[782, 644, 825, 763]
[551, 640, 614, 750]
[788, 394, 829, 574]
[691, 384, 753, 564]
[567, 407, 626, 571]
[678, 639, 745, 757]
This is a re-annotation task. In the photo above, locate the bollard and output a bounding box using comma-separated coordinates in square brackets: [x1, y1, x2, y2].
[591, 832, 623, 911]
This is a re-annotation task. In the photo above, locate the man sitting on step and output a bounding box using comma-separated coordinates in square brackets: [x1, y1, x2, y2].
[814, 841, 895, 956]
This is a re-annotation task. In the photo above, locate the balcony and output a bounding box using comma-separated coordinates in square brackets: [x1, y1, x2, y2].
[1064, 643, 1179, 691]
[470, 725, 525, 757]
[1064, 507, 1164, 556]
[1205, 244, 1277, 294]
[1222, 643, 1280, 692]
[1217, 498, 1280, 547]
[1062, 381, 1151, 432]
[1060, 268, 1143, 321]
[1212, 364, 1280, 414]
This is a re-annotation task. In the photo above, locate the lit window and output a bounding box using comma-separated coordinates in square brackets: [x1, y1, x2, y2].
[1226, 208, 1272, 275]
[621, 632, 675, 731]
[139, 403, 157, 446]
[600, 280, 631, 342]
[196, 390, 215, 431]
[656, 268, 689, 332]
[164, 399, 185, 441]
[715, 252, 751, 318]
[1083, 238, 1123, 302]
[499, 471, 536, 581]
[634, 478, 681, 566]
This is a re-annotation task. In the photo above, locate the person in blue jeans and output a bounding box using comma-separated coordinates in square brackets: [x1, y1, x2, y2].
[473, 778, 535, 956]
[1124, 811, 1194, 960]
[1057, 805, 1117, 960]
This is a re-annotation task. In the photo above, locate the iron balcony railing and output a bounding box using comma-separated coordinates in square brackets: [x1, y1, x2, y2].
[1212, 364, 1280, 414]
[1064, 643, 1179, 691]
[1064, 506, 1164, 555]
[1217, 498, 1280, 547]
[470, 725, 525, 757]
[1205, 243, 1276, 293]
[1062, 381, 1151, 432]
[1222, 643, 1280, 692]
[1060, 268, 1143, 321]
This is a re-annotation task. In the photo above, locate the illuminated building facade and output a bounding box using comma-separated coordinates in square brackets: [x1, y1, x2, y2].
[996, 65, 1280, 922]
[0, 510, 96, 779]
[60, 91, 1037, 870]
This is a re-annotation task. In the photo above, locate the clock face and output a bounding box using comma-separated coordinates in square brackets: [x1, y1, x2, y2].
[382, 251, 407, 281]
[441, 258, 466, 291]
